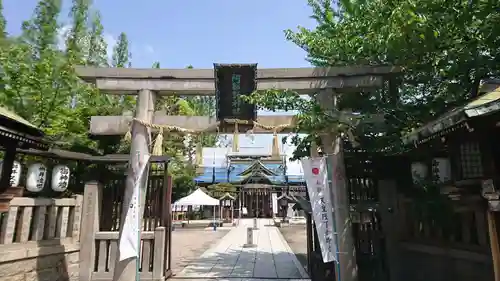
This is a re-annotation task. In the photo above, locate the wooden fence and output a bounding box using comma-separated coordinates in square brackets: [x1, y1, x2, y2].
[92, 228, 166, 280]
[395, 194, 493, 281]
[80, 181, 170, 281]
[1, 195, 83, 244]
[0, 195, 83, 281]
[374, 178, 494, 281]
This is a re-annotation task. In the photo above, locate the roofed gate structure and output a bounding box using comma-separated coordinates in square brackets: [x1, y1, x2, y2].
[76, 64, 400, 281]
[195, 145, 307, 218]
[0, 107, 49, 212]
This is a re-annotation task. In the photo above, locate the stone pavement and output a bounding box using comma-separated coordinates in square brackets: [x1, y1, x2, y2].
[171, 228, 231, 274]
[172, 218, 310, 281]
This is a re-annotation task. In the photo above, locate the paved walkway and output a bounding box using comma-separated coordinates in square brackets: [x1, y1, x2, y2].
[173, 218, 310, 280]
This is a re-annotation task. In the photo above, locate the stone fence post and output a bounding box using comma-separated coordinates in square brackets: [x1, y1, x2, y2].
[79, 181, 102, 281]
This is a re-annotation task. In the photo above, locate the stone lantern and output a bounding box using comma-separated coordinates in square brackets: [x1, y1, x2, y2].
[277, 193, 295, 223]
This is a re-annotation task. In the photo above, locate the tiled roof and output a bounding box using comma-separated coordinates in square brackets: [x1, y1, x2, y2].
[194, 162, 304, 184]
[0, 106, 39, 130]
[404, 79, 500, 145]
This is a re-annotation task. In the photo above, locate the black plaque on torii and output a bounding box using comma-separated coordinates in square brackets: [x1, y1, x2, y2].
[214, 63, 258, 133]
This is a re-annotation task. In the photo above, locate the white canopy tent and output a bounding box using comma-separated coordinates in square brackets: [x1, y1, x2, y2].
[173, 189, 220, 226]
[173, 188, 219, 206]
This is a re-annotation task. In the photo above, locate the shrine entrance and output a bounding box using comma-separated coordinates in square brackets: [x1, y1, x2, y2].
[75, 64, 399, 281]
[241, 184, 273, 218]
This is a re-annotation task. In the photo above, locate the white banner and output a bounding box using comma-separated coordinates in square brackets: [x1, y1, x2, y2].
[119, 154, 151, 261]
[301, 157, 337, 263]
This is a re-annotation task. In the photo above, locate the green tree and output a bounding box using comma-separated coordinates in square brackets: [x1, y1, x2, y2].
[289, 0, 500, 123]
[14, 0, 76, 135]
[69, 7, 121, 153]
[0, 0, 100, 152]
[246, 0, 500, 158]
[65, 0, 91, 130]
[65, 0, 91, 65]
[111, 32, 135, 109]
[111, 32, 131, 68]
[87, 10, 108, 67]
[0, 0, 6, 39]
[172, 173, 196, 202]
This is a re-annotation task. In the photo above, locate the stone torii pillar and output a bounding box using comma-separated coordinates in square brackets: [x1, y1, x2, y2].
[317, 88, 358, 281]
[113, 89, 156, 281]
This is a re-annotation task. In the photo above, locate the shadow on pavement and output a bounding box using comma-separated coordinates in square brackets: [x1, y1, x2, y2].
[172, 247, 309, 279]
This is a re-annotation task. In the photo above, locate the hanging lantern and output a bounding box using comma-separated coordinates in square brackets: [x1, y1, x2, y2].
[10, 161, 22, 187]
[433, 158, 452, 183]
[0, 161, 22, 187]
[26, 163, 47, 192]
[411, 162, 428, 183]
[51, 165, 71, 192]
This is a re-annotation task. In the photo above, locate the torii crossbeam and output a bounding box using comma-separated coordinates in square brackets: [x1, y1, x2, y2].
[77, 65, 399, 135]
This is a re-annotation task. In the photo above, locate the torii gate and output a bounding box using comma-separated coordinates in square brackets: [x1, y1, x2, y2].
[75, 64, 400, 281]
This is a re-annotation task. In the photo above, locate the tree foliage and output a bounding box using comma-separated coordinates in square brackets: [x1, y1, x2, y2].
[0, 0, 6, 40]
[0, 0, 215, 195]
[245, 0, 500, 159]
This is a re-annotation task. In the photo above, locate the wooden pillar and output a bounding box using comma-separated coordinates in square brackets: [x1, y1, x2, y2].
[487, 210, 500, 281]
[256, 191, 259, 217]
[243, 191, 246, 217]
[318, 89, 358, 281]
[477, 128, 500, 281]
[252, 192, 255, 217]
[0, 144, 16, 190]
[240, 190, 243, 217]
[231, 201, 234, 222]
[247, 192, 251, 217]
[306, 212, 314, 275]
[113, 89, 155, 281]
[378, 179, 400, 281]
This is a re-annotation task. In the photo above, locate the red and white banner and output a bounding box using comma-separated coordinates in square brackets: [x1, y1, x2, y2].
[301, 157, 337, 263]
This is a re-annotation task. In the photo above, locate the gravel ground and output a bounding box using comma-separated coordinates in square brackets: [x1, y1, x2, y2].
[279, 224, 308, 274]
[170, 228, 230, 275]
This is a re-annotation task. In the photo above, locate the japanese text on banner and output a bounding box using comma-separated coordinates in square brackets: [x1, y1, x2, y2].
[301, 157, 337, 263]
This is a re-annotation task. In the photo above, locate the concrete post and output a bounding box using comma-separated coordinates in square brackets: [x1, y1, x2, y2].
[80, 181, 102, 281]
[243, 227, 256, 248]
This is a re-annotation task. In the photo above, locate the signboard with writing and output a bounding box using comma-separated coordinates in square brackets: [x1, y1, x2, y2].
[301, 157, 338, 263]
[214, 63, 257, 132]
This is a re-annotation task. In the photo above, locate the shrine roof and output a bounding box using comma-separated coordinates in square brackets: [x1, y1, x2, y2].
[403, 78, 500, 145]
[0, 106, 49, 150]
[194, 162, 304, 184]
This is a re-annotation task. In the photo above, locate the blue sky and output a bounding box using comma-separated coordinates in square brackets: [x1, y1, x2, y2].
[5, 0, 315, 152]
[5, 0, 316, 68]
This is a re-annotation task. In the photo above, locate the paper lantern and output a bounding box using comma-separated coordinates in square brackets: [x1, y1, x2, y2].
[411, 162, 427, 182]
[433, 158, 452, 183]
[0, 161, 22, 187]
[10, 161, 22, 187]
[51, 165, 71, 192]
[26, 163, 47, 192]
